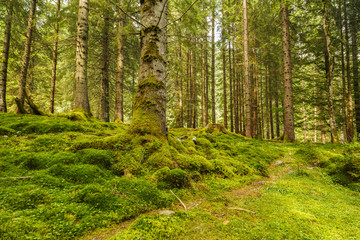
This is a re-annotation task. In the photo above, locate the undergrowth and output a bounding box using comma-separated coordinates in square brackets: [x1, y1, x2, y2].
[0, 113, 359, 239]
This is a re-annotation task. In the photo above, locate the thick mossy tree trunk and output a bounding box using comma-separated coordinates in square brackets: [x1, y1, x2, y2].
[100, 9, 110, 122]
[115, 0, 125, 122]
[16, 0, 37, 114]
[281, 1, 295, 142]
[75, 0, 91, 114]
[322, 0, 339, 143]
[130, 0, 167, 138]
[0, 0, 13, 113]
[49, 0, 61, 114]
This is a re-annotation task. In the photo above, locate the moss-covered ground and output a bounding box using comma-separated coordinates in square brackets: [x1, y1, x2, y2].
[0, 113, 359, 239]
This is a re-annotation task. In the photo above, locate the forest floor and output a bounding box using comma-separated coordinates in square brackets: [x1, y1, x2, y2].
[0, 113, 359, 239]
[92, 146, 360, 239]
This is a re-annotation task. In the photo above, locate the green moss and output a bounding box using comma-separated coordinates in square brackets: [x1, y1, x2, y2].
[142, 41, 164, 63]
[0, 126, 15, 135]
[165, 169, 189, 188]
[150, 167, 171, 184]
[147, 145, 174, 169]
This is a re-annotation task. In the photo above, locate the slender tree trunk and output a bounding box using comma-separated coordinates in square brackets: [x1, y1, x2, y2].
[0, 0, 13, 113]
[275, 89, 280, 138]
[192, 40, 197, 128]
[49, 0, 61, 114]
[302, 80, 307, 141]
[269, 72, 274, 139]
[211, 9, 216, 124]
[281, 1, 295, 141]
[229, 39, 233, 132]
[222, 31, 227, 129]
[16, 0, 37, 113]
[205, 34, 209, 127]
[187, 50, 192, 128]
[130, 0, 168, 137]
[100, 10, 110, 122]
[75, 0, 91, 114]
[253, 39, 259, 137]
[339, 0, 349, 141]
[243, 0, 251, 137]
[265, 66, 270, 139]
[202, 37, 207, 127]
[322, 0, 339, 143]
[115, 1, 125, 122]
[350, 0, 360, 137]
[343, 0, 354, 142]
[177, 42, 184, 128]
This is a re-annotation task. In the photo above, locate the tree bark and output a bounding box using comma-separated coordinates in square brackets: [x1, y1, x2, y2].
[222, 30, 227, 129]
[350, 0, 360, 137]
[243, 0, 252, 137]
[115, 0, 125, 122]
[343, 0, 354, 142]
[322, 0, 339, 143]
[16, 0, 37, 113]
[130, 0, 168, 137]
[49, 0, 61, 114]
[0, 0, 13, 113]
[100, 9, 110, 122]
[281, 1, 295, 141]
[75, 0, 91, 114]
[202, 35, 207, 127]
[211, 9, 216, 124]
[229, 39, 233, 132]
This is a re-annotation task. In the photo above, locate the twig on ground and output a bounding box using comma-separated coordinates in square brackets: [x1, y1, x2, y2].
[170, 190, 187, 211]
[228, 207, 256, 214]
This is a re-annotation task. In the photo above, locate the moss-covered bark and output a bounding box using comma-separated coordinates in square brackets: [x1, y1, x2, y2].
[130, 0, 167, 138]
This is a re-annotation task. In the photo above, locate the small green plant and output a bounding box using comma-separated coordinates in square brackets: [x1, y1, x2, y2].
[165, 169, 189, 188]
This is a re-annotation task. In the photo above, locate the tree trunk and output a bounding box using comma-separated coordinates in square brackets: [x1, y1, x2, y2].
[222, 30, 227, 129]
[130, 0, 168, 137]
[16, 0, 37, 113]
[339, 0, 349, 141]
[100, 10, 110, 122]
[281, 1, 295, 141]
[75, 0, 91, 114]
[343, 0, 354, 142]
[229, 39, 233, 132]
[202, 36, 207, 127]
[192, 40, 198, 129]
[115, 0, 125, 122]
[243, 0, 251, 137]
[322, 0, 339, 143]
[211, 9, 216, 124]
[0, 0, 13, 113]
[49, 0, 61, 114]
[187, 50, 192, 128]
[350, 0, 360, 137]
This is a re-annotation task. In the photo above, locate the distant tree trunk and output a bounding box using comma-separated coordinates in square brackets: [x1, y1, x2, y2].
[314, 106, 317, 142]
[269, 73, 274, 139]
[16, 0, 37, 113]
[75, 0, 91, 114]
[275, 89, 280, 138]
[243, 0, 251, 137]
[222, 30, 227, 129]
[339, 1, 349, 141]
[187, 50, 192, 128]
[343, 0, 354, 142]
[229, 39, 233, 132]
[49, 0, 61, 114]
[100, 10, 110, 122]
[281, 1, 295, 141]
[233, 30, 239, 134]
[350, 0, 360, 137]
[192, 40, 198, 128]
[202, 36, 207, 127]
[115, 1, 125, 122]
[130, 0, 167, 137]
[265, 66, 270, 139]
[0, 0, 13, 113]
[302, 80, 307, 141]
[253, 39, 259, 137]
[176, 42, 184, 128]
[322, 0, 339, 143]
[211, 9, 216, 124]
[205, 34, 209, 127]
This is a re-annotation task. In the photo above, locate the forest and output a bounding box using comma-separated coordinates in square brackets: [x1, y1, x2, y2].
[0, 0, 359, 239]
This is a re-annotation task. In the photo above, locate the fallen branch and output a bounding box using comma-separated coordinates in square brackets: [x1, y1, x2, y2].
[0, 176, 33, 180]
[228, 207, 256, 214]
[170, 190, 187, 211]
